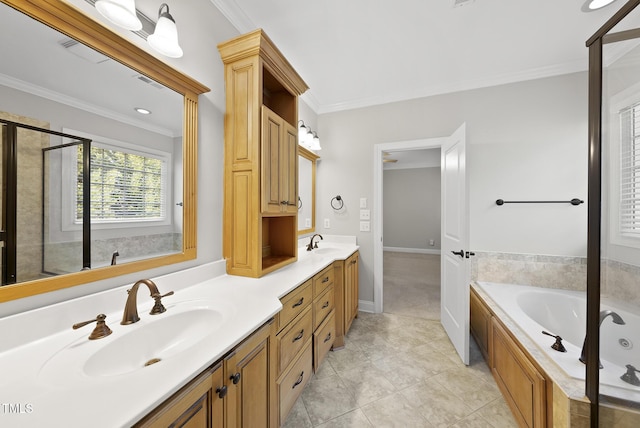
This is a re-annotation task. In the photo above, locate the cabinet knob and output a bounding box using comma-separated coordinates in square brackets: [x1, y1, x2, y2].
[230, 372, 241, 385]
[216, 385, 227, 399]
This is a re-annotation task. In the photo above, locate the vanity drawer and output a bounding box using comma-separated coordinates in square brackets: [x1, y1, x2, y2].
[314, 310, 336, 372]
[279, 340, 313, 426]
[277, 305, 312, 375]
[278, 279, 312, 331]
[313, 265, 334, 298]
[313, 284, 334, 330]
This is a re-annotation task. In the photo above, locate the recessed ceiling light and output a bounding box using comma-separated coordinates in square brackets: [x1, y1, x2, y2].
[582, 0, 618, 12]
[134, 107, 151, 115]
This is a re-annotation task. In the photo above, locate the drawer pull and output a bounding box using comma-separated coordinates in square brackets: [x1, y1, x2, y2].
[293, 329, 305, 342]
[292, 371, 305, 389]
[322, 301, 329, 309]
[216, 385, 227, 399]
[322, 276, 329, 283]
[324, 332, 332, 343]
[292, 297, 304, 308]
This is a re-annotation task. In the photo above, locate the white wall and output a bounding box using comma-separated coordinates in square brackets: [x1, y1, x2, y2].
[383, 167, 441, 250]
[317, 72, 589, 302]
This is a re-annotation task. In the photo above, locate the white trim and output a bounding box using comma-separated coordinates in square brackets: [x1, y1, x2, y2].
[383, 246, 441, 255]
[358, 300, 375, 314]
[0, 72, 176, 137]
[373, 138, 445, 314]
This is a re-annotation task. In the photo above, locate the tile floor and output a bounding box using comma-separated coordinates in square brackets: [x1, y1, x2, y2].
[283, 252, 518, 427]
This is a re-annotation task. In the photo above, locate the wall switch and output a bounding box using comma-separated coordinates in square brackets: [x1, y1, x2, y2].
[359, 209, 370, 220]
[429, 239, 435, 246]
[360, 197, 367, 208]
[305, 218, 311, 228]
[324, 218, 330, 229]
[360, 221, 370, 232]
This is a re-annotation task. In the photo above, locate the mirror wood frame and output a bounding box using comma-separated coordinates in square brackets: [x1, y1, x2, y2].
[297, 146, 319, 236]
[0, 0, 209, 303]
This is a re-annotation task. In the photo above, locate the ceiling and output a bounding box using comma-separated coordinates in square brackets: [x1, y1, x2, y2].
[210, 0, 632, 114]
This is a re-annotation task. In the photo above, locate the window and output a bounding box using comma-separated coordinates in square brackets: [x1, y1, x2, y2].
[619, 103, 640, 238]
[76, 144, 167, 223]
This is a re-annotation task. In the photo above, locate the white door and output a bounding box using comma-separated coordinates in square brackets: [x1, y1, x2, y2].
[440, 123, 470, 365]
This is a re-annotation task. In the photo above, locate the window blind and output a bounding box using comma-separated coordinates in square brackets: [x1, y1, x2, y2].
[76, 145, 166, 222]
[620, 103, 640, 237]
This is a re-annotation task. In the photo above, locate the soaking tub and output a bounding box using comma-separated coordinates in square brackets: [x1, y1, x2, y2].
[476, 282, 640, 404]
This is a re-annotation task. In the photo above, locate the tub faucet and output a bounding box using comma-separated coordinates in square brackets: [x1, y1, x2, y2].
[111, 250, 119, 266]
[579, 310, 626, 368]
[121, 279, 174, 325]
[306, 233, 323, 251]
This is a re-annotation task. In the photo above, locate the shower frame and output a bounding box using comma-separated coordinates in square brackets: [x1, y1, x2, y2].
[0, 119, 91, 284]
[586, 0, 640, 425]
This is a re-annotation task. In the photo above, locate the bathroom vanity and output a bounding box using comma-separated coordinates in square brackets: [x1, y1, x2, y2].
[0, 240, 358, 427]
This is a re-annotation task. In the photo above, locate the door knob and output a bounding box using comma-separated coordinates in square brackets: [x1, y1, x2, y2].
[451, 250, 464, 257]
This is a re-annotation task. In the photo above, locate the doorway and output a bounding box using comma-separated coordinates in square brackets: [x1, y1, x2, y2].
[380, 148, 441, 319]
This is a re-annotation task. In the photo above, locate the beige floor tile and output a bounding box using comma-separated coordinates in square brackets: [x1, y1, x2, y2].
[431, 368, 502, 411]
[315, 408, 373, 428]
[450, 412, 495, 428]
[473, 400, 518, 428]
[301, 374, 358, 426]
[336, 362, 398, 406]
[282, 396, 313, 428]
[401, 378, 475, 427]
[360, 392, 432, 427]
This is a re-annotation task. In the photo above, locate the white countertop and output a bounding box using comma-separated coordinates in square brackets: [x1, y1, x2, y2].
[0, 238, 358, 427]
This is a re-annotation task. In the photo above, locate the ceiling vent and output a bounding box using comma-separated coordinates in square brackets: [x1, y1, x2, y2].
[453, 0, 476, 7]
[134, 74, 165, 90]
[58, 38, 110, 64]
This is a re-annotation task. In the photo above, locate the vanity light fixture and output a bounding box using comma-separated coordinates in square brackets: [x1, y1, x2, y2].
[582, 0, 618, 11]
[147, 4, 183, 58]
[134, 107, 151, 115]
[95, 0, 142, 31]
[297, 120, 322, 151]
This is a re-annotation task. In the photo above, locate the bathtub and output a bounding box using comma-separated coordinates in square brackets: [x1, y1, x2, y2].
[476, 281, 640, 403]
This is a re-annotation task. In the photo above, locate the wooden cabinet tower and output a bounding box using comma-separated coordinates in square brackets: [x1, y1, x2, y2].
[219, 30, 308, 277]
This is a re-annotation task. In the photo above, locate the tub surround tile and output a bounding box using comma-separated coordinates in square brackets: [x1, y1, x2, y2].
[604, 259, 640, 307]
[472, 251, 587, 291]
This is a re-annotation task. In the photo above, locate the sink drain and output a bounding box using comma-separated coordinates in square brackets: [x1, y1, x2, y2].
[619, 338, 633, 350]
[144, 358, 162, 367]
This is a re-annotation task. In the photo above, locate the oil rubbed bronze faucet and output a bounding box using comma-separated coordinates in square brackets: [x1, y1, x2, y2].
[306, 233, 323, 251]
[579, 310, 625, 368]
[121, 279, 174, 325]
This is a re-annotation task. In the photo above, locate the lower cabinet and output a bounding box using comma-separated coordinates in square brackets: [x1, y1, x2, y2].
[471, 288, 550, 428]
[332, 250, 359, 349]
[134, 320, 276, 428]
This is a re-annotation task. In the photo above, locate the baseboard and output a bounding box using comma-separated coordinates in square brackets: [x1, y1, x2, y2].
[358, 300, 375, 313]
[383, 246, 441, 255]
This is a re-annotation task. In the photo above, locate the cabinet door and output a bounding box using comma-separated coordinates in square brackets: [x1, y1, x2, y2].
[281, 122, 298, 214]
[491, 318, 546, 428]
[225, 322, 276, 428]
[344, 252, 359, 334]
[470, 288, 491, 360]
[134, 364, 222, 428]
[262, 107, 285, 214]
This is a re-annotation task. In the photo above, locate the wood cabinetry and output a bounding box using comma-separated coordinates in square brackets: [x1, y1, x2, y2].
[219, 30, 308, 278]
[262, 106, 298, 215]
[134, 321, 276, 428]
[332, 250, 359, 349]
[470, 288, 550, 428]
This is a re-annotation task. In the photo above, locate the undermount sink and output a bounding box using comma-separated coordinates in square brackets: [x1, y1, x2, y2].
[311, 247, 338, 255]
[38, 303, 230, 385]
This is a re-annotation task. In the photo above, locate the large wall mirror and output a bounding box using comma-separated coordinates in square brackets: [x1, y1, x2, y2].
[0, 0, 208, 303]
[298, 146, 319, 236]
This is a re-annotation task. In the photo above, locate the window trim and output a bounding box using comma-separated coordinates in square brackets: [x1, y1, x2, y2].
[60, 129, 173, 232]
